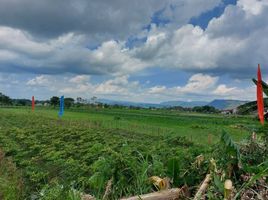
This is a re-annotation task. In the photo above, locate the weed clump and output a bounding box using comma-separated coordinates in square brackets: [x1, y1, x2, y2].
[164, 135, 194, 147]
[0, 149, 24, 200]
[206, 131, 268, 199]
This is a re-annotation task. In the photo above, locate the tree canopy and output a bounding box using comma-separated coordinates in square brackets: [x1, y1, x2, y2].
[50, 96, 60, 107]
[0, 92, 12, 105]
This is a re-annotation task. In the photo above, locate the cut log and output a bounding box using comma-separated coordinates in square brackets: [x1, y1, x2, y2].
[149, 176, 171, 190]
[120, 188, 182, 200]
[193, 174, 211, 200]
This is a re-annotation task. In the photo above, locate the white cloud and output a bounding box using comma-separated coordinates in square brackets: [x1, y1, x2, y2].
[0, 0, 221, 40]
[238, 0, 268, 15]
[149, 86, 167, 94]
[0, 27, 147, 75]
[89, 41, 146, 75]
[26, 75, 50, 86]
[69, 75, 90, 84]
[56, 75, 140, 97]
[1, 0, 267, 102]
[146, 74, 219, 98]
[213, 84, 255, 100]
[0, 72, 251, 102]
[59, 83, 93, 94]
[180, 73, 218, 93]
[213, 84, 236, 95]
[0, 0, 268, 78]
[133, 0, 268, 76]
[164, 0, 221, 22]
[95, 76, 139, 95]
[143, 74, 256, 102]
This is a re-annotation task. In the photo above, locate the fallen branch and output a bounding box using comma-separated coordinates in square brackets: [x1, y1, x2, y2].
[120, 188, 182, 200]
[193, 174, 211, 200]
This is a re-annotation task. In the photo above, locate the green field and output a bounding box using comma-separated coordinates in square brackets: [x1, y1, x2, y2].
[0, 107, 259, 199]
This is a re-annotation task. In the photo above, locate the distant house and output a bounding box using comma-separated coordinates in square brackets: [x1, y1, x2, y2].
[221, 107, 238, 115]
[221, 109, 232, 114]
[232, 108, 238, 114]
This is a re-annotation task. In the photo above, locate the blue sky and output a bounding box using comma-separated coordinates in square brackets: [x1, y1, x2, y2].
[0, 0, 268, 103]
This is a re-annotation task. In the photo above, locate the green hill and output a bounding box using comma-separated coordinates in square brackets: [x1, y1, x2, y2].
[207, 99, 248, 110]
[237, 98, 268, 114]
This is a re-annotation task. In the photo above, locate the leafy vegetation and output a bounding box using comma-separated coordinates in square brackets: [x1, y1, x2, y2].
[237, 98, 268, 115]
[205, 127, 268, 199]
[0, 107, 265, 199]
[192, 105, 219, 113]
[50, 96, 60, 107]
[0, 149, 23, 200]
[237, 79, 268, 115]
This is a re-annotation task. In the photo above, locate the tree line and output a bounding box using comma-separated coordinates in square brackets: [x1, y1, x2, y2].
[0, 92, 219, 113]
[0, 92, 75, 108]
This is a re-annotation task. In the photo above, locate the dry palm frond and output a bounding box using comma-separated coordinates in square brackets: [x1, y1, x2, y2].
[102, 178, 113, 199]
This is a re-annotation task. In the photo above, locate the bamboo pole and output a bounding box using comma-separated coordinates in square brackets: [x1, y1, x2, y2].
[81, 175, 211, 200]
[120, 188, 182, 200]
[193, 174, 211, 200]
[224, 179, 233, 200]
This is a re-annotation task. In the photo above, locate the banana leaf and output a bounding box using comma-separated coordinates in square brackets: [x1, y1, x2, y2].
[252, 78, 268, 96]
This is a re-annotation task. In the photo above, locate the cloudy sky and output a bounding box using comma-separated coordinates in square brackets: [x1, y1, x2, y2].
[0, 0, 267, 103]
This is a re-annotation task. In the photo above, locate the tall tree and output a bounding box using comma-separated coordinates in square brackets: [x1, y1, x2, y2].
[65, 97, 75, 108]
[50, 96, 59, 107]
[0, 92, 12, 105]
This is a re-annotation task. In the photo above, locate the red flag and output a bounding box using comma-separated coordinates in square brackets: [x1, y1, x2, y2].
[32, 96, 35, 112]
[257, 64, 264, 124]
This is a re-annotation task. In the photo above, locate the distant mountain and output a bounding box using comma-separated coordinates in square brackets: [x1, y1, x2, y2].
[207, 99, 249, 110]
[97, 98, 248, 110]
[160, 100, 208, 108]
[98, 99, 162, 108]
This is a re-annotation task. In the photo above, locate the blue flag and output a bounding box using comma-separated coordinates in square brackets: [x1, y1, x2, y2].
[58, 96, 64, 117]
